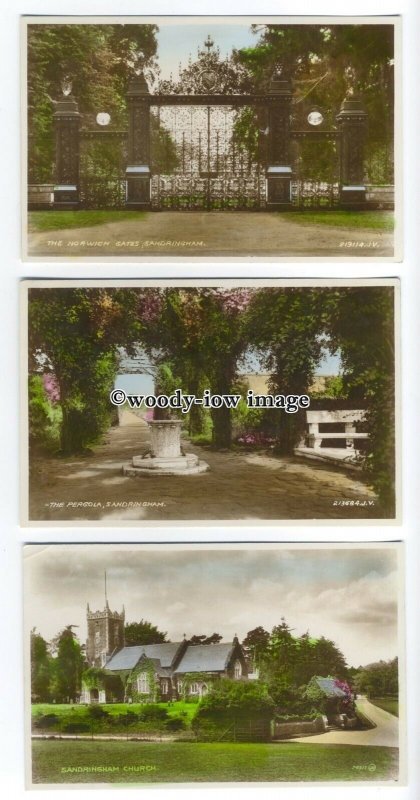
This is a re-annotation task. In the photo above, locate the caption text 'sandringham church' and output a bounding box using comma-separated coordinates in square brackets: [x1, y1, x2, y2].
[110, 388, 310, 415]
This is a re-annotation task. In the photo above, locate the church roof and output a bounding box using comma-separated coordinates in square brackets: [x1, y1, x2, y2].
[105, 642, 183, 671]
[176, 643, 235, 674]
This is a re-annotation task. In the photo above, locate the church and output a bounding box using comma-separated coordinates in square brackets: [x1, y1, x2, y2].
[80, 598, 248, 704]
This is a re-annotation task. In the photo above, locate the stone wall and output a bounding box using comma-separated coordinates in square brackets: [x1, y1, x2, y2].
[272, 715, 327, 739]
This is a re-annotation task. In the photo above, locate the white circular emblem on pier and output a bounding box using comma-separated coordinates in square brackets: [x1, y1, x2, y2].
[96, 112, 111, 126]
[307, 110, 324, 126]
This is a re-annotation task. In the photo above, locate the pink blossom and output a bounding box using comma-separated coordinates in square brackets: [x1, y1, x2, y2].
[43, 373, 60, 403]
[138, 290, 164, 323]
[212, 288, 253, 315]
[237, 432, 275, 447]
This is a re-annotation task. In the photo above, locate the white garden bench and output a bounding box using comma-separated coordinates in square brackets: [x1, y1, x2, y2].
[294, 409, 368, 469]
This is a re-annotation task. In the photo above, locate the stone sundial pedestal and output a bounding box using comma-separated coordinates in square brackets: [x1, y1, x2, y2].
[123, 419, 209, 476]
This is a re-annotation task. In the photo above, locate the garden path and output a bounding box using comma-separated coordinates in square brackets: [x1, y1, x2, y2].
[29, 412, 379, 522]
[27, 211, 394, 258]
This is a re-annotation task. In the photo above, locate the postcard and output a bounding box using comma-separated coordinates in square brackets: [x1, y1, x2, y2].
[24, 542, 405, 787]
[22, 15, 401, 261]
[21, 279, 400, 525]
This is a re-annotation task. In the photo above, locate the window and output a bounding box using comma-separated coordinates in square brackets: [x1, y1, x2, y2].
[177, 681, 183, 694]
[137, 672, 150, 694]
[234, 660, 242, 679]
[201, 683, 208, 696]
[95, 631, 100, 643]
[161, 679, 169, 694]
[189, 682, 199, 695]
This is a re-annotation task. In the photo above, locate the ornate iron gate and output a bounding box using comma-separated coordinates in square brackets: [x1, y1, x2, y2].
[79, 130, 128, 209]
[43, 38, 369, 212]
[150, 105, 265, 210]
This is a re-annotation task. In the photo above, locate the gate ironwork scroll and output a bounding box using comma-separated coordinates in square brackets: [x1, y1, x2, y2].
[150, 105, 265, 211]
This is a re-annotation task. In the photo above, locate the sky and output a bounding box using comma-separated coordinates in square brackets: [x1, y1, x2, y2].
[115, 346, 341, 396]
[25, 544, 400, 669]
[155, 23, 257, 82]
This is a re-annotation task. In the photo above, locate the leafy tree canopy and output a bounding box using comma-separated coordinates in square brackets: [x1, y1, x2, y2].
[49, 625, 85, 703]
[28, 24, 158, 181]
[189, 633, 223, 645]
[124, 619, 168, 646]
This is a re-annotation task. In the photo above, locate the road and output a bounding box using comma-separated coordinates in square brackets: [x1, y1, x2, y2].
[27, 211, 394, 258]
[293, 697, 399, 747]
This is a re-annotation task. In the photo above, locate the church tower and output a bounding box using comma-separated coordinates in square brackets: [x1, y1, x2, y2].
[86, 572, 125, 667]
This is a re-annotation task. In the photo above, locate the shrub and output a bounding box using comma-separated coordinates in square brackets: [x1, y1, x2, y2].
[138, 705, 169, 722]
[33, 713, 60, 730]
[119, 711, 138, 724]
[28, 375, 62, 452]
[164, 716, 186, 731]
[87, 705, 109, 720]
[192, 680, 274, 730]
[63, 722, 91, 734]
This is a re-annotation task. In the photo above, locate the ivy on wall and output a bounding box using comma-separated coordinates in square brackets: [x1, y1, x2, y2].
[125, 658, 159, 703]
[179, 672, 216, 700]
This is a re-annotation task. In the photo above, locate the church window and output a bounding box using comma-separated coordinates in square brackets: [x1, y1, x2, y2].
[95, 631, 100, 643]
[137, 672, 150, 694]
[189, 683, 199, 695]
[234, 660, 242, 679]
[161, 679, 169, 694]
[177, 681, 183, 694]
[201, 683, 208, 696]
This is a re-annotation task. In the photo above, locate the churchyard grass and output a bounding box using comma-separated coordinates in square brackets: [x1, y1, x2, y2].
[31, 740, 398, 784]
[281, 210, 394, 231]
[28, 210, 146, 232]
[369, 697, 399, 717]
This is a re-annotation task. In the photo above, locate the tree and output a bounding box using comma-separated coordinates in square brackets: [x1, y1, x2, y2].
[247, 288, 327, 453]
[354, 657, 398, 698]
[189, 633, 223, 645]
[31, 629, 52, 702]
[137, 288, 253, 447]
[27, 24, 159, 182]
[257, 618, 349, 707]
[50, 626, 84, 702]
[326, 286, 395, 515]
[124, 619, 168, 646]
[242, 627, 270, 666]
[28, 288, 143, 453]
[235, 23, 394, 182]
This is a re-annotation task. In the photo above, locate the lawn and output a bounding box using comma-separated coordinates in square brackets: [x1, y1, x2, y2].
[369, 697, 399, 717]
[281, 210, 394, 231]
[31, 740, 399, 784]
[28, 210, 146, 232]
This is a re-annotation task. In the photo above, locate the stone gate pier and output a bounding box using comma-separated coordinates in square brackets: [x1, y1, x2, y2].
[123, 419, 209, 476]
